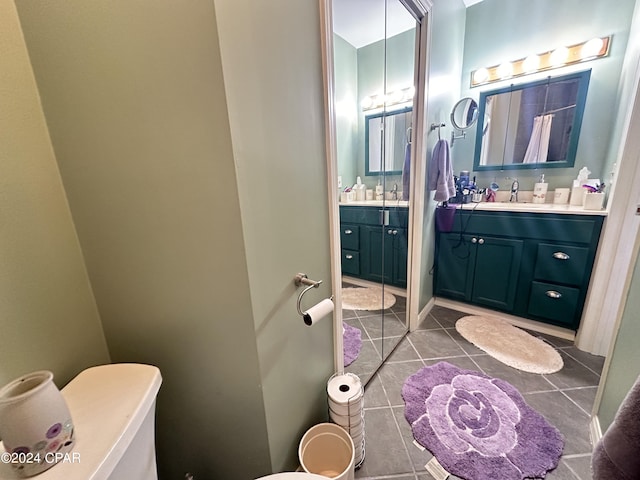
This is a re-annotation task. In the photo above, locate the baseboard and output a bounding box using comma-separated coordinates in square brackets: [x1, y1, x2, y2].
[415, 297, 436, 330]
[434, 297, 576, 341]
[590, 415, 603, 446]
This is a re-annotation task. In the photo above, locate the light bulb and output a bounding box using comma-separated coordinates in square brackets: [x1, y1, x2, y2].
[497, 62, 513, 79]
[581, 37, 604, 59]
[522, 54, 540, 73]
[473, 68, 489, 85]
[550, 46, 569, 66]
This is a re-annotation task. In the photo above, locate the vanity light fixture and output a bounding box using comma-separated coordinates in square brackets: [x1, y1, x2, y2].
[470, 35, 611, 87]
[361, 85, 415, 111]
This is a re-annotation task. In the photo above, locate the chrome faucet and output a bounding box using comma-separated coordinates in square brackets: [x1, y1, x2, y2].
[510, 179, 519, 202]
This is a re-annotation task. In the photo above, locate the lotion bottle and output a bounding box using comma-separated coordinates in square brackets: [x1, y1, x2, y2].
[532, 174, 548, 204]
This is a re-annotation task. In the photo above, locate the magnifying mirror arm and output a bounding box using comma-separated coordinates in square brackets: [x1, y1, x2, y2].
[451, 129, 466, 147]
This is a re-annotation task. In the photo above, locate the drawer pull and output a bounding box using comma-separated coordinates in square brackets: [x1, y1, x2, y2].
[471, 237, 478, 244]
[553, 252, 570, 260]
[345, 254, 353, 260]
[344, 229, 353, 235]
[545, 290, 563, 299]
[478, 238, 485, 245]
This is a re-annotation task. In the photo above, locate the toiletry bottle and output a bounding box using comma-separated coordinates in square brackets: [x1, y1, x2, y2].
[355, 176, 365, 201]
[375, 179, 384, 200]
[533, 174, 548, 204]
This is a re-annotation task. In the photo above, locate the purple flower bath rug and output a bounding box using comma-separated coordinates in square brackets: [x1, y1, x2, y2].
[343, 323, 362, 367]
[402, 362, 564, 480]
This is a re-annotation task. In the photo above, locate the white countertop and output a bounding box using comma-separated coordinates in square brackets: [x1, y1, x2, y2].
[339, 199, 606, 215]
[453, 201, 607, 215]
[339, 200, 409, 208]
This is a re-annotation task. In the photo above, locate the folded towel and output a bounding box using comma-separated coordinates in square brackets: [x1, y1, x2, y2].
[427, 139, 455, 202]
[592, 374, 640, 479]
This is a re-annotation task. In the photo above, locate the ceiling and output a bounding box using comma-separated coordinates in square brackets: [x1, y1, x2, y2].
[332, 0, 483, 48]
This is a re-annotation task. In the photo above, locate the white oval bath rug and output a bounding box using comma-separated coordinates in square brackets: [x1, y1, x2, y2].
[341, 287, 396, 311]
[455, 315, 563, 374]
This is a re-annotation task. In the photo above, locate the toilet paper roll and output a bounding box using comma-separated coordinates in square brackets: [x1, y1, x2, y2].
[303, 298, 334, 326]
[327, 373, 362, 405]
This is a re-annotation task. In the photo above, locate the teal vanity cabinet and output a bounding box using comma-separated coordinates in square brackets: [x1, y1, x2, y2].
[436, 233, 523, 311]
[435, 210, 604, 330]
[340, 205, 408, 288]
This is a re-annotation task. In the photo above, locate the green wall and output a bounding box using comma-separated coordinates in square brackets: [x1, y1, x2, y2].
[597, 250, 640, 430]
[334, 34, 359, 198]
[15, 0, 333, 477]
[419, 0, 468, 311]
[213, 0, 334, 472]
[458, 0, 636, 192]
[357, 29, 416, 191]
[333, 28, 416, 194]
[0, 2, 109, 388]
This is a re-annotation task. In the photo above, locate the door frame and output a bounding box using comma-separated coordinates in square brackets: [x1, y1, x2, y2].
[318, 0, 433, 373]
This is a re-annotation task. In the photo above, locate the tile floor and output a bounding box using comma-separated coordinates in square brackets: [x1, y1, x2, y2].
[343, 304, 605, 480]
[344, 292, 409, 385]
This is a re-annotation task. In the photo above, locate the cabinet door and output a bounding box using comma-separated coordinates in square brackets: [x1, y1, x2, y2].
[435, 233, 475, 301]
[471, 236, 523, 311]
[361, 225, 393, 284]
[391, 227, 408, 288]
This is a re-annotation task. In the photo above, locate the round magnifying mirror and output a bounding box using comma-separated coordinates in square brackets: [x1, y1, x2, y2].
[450, 97, 479, 130]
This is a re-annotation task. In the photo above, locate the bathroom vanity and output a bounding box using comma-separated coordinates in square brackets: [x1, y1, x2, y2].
[434, 205, 604, 330]
[340, 203, 409, 288]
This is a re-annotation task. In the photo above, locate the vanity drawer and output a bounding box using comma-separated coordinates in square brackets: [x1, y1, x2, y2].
[527, 281, 580, 327]
[341, 250, 360, 276]
[534, 243, 589, 286]
[340, 224, 360, 251]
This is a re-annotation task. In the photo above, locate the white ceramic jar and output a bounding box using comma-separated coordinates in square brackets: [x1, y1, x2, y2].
[0, 371, 75, 477]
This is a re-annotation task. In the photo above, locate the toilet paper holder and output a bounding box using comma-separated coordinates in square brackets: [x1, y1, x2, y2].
[294, 273, 323, 316]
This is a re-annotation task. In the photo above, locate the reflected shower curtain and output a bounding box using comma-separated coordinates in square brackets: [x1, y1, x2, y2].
[523, 114, 553, 164]
[479, 97, 494, 166]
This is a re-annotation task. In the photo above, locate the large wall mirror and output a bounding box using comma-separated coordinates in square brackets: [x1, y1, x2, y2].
[365, 106, 412, 175]
[473, 70, 591, 171]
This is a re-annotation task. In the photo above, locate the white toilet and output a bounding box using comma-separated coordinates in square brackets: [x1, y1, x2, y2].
[0, 363, 162, 480]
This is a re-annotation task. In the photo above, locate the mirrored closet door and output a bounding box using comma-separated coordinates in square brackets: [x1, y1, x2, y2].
[331, 0, 418, 385]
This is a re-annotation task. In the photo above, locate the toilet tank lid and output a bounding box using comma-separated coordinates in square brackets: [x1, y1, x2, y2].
[0, 363, 162, 480]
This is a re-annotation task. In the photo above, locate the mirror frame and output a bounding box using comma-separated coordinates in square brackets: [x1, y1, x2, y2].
[473, 69, 591, 171]
[365, 106, 413, 176]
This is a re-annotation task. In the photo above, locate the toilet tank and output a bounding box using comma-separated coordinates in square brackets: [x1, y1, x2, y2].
[0, 364, 162, 480]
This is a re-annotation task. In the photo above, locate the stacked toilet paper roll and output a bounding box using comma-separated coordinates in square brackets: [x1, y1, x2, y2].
[327, 373, 365, 468]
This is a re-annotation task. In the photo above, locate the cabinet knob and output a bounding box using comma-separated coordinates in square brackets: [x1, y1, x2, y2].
[392, 229, 398, 235]
[471, 237, 478, 243]
[344, 229, 353, 235]
[545, 290, 563, 299]
[388, 229, 394, 235]
[553, 252, 570, 260]
[478, 238, 485, 245]
[345, 254, 353, 260]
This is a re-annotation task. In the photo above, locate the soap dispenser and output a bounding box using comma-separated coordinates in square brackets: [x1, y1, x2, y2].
[354, 176, 366, 201]
[375, 178, 384, 200]
[532, 174, 548, 204]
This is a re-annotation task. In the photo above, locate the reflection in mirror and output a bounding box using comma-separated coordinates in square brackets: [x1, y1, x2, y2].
[451, 97, 478, 130]
[365, 107, 412, 175]
[474, 70, 591, 170]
